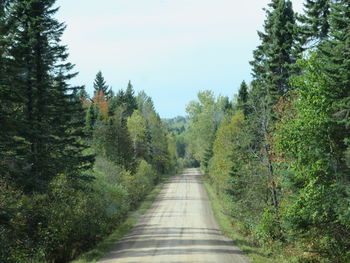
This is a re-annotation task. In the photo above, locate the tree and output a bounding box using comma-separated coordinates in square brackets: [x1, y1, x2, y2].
[210, 111, 245, 191]
[93, 71, 109, 96]
[109, 81, 137, 117]
[6, 0, 92, 191]
[124, 81, 138, 116]
[185, 91, 225, 165]
[275, 55, 350, 261]
[147, 111, 170, 175]
[250, 0, 300, 103]
[319, 0, 350, 175]
[237, 81, 249, 115]
[85, 103, 96, 135]
[0, 1, 18, 178]
[93, 90, 109, 119]
[299, 0, 331, 45]
[94, 106, 135, 172]
[127, 110, 150, 161]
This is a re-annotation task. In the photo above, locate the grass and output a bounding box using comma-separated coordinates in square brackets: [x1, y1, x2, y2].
[202, 174, 293, 263]
[70, 172, 174, 263]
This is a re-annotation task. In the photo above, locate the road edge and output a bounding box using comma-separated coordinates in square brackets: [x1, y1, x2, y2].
[201, 173, 279, 263]
[70, 172, 177, 263]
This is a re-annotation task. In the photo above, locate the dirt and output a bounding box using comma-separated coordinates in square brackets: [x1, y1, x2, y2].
[99, 168, 250, 263]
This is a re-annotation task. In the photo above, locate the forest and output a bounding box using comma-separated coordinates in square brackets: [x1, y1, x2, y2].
[0, 1, 178, 262]
[180, 0, 350, 262]
[0, 0, 349, 262]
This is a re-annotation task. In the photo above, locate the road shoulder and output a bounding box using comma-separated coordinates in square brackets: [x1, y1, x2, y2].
[202, 173, 278, 263]
[70, 173, 175, 263]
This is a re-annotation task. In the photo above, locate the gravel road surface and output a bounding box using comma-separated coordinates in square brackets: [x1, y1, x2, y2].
[99, 168, 250, 263]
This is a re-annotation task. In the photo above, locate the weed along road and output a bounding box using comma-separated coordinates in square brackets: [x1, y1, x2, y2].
[99, 168, 249, 263]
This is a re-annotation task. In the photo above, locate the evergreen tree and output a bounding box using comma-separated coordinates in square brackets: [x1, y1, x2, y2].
[93, 71, 109, 95]
[0, 0, 25, 181]
[125, 81, 138, 116]
[251, 0, 300, 103]
[109, 82, 138, 118]
[238, 81, 248, 104]
[320, 0, 350, 98]
[85, 103, 96, 136]
[299, 0, 331, 45]
[237, 81, 249, 115]
[7, 0, 92, 191]
[275, 54, 350, 261]
[94, 106, 135, 172]
[319, 0, 350, 177]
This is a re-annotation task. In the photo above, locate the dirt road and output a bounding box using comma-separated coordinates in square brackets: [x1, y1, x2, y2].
[99, 168, 249, 263]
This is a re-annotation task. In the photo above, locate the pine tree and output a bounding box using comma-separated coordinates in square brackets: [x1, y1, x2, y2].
[7, 0, 92, 191]
[93, 71, 109, 96]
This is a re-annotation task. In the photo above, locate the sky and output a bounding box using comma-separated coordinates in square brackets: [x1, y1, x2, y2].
[55, 0, 305, 118]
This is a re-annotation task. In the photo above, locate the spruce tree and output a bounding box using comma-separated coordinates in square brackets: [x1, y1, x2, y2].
[238, 81, 248, 104]
[237, 81, 249, 115]
[109, 82, 138, 117]
[0, 0, 25, 181]
[93, 71, 109, 95]
[299, 0, 331, 45]
[7, 0, 92, 191]
[321, 0, 350, 98]
[125, 81, 138, 116]
[320, 0, 350, 173]
[250, 0, 300, 103]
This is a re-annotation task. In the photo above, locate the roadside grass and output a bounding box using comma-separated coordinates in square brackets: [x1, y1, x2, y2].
[202, 174, 296, 263]
[71, 172, 174, 263]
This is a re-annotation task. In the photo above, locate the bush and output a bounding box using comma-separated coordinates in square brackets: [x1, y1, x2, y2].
[122, 160, 157, 207]
[0, 169, 131, 263]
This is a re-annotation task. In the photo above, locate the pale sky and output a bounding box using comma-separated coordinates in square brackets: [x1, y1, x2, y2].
[56, 0, 305, 118]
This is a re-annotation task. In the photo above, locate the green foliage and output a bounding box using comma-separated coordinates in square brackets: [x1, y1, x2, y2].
[210, 111, 245, 191]
[94, 108, 136, 172]
[186, 2, 350, 262]
[275, 54, 350, 262]
[1, 0, 92, 192]
[185, 91, 227, 166]
[93, 71, 110, 97]
[250, 0, 301, 103]
[299, 0, 331, 44]
[0, 172, 129, 263]
[127, 110, 150, 161]
[1, 1, 177, 263]
[122, 160, 157, 207]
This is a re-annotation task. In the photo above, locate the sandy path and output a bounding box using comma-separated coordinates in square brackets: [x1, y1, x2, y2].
[99, 168, 250, 263]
